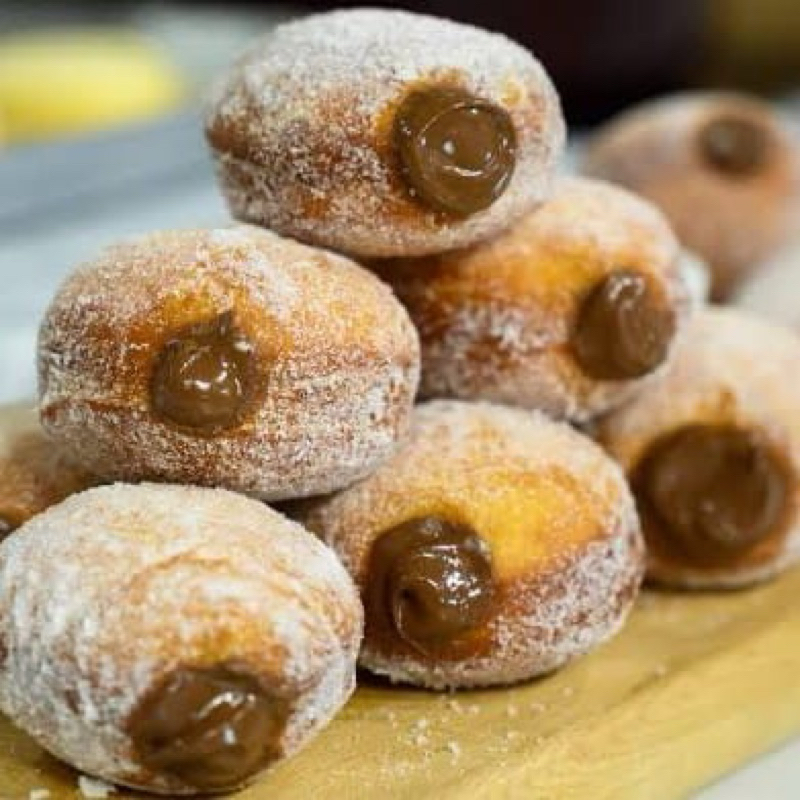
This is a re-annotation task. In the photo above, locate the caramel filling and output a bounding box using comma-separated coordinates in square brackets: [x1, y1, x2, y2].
[151, 311, 255, 433]
[394, 87, 516, 217]
[634, 424, 793, 566]
[573, 269, 676, 381]
[128, 666, 288, 791]
[365, 516, 495, 655]
[698, 115, 770, 177]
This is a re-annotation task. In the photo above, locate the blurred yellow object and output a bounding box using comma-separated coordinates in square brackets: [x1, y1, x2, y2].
[0, 28, 184, 143]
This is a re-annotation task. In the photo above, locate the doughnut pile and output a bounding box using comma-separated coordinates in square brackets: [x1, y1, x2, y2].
[3, 7, 800, 797]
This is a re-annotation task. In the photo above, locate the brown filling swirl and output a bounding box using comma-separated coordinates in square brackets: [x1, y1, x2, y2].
[573, 269, 676, 381]
[634, 424, 793, 567]
[151, 311, 256, 434]
[698, 114, 771, 177]
[127, 665, 289, 791]
[394, 86, 517, 217]
[365, 516, 495, 655]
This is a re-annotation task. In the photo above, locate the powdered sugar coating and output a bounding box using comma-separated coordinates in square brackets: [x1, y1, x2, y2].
[0, 483, 363, 794]
[596, 307, 800, 588]
[205, 8, 565, 257]
[38, 225, 420, 500]
[0, 405, 97, 531]
[376, 177, 692, 423]
[584, 91, 800, 300]
[294, 400, 643, 689]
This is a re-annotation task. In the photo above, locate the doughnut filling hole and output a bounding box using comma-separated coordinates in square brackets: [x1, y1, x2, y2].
[697, 114, 771, 178]
[150, 311, 256, 434]
[127, 665, 289, 791]
[634, 424, 794, 567]
[394, 87, 517, 217]
[365, 516, 496, 657]
[572, 269, 677, 381]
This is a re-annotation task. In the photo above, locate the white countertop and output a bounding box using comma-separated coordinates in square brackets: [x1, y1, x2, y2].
[0, 114, 798, 800]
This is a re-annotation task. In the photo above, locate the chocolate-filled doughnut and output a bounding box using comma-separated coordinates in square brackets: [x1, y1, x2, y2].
[374, 177, 691, 423]
[596, 308, 800, 588]
[584, 92, 800, 300]
[38, 226, 419, 500]
[291, 400, 643, 689]
[0, 484, 362, 794]
[0, 405, 97, 538]
[205, 9, 565, 258]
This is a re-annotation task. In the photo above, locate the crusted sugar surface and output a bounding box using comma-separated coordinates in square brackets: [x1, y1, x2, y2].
[598, 307, 800, 586]
[38, 225, 420, 500]
[206, 8, 565, 257]
[379, 177, 692, 423]
[0, 484, 362, 793]
[297, 400, 643, 688]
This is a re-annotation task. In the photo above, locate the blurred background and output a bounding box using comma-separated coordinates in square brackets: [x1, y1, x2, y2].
[0, 0, 798, 400]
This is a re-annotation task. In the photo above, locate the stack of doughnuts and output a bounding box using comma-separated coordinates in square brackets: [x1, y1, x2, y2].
[2, 7, 800, 797]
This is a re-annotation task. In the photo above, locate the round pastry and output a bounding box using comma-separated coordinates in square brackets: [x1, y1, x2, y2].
[292, 400, 644, 689]
[374, 177, 691, 423]
[583, 92, 800, 300]
[0, 405, 97, 538]
[0, 483, 362, 794]
[205, 8, 565, 258]
[596, 307, 800, 588]
[38, 226, 420, 500]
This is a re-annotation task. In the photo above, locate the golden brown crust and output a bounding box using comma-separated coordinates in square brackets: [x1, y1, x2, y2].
[584, 92, 800, 300]
[596, 308, 800, 588]
[374, 177, 691, 423]
[0, 405, 97, 534]
[205, 9, 565, 258]
[291, 400, 644, 688]
[38, 226, 420, 500]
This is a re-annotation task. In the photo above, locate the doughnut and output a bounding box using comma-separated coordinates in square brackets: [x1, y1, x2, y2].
[291, 400, 644, 689]
[0, 483, 362, 794]
[583, 92, 800, 300]
[596, 307, 800, 588]
[736, 238, 800, 330]
[0, 406, 97, 538]
[38, 225, 420, 500]
[205, 8, 565, 258]
[374, 177, 691, 423]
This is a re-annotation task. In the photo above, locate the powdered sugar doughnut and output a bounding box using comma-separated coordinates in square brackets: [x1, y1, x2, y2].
[0, 405, 97, 538]
[584, 92, 800, 300]
[375, 177, 692, 423]
[596, 308, 800, 589]
[0, 483, 362, 794]
[38, 226, 420, 500]
[291, 400, 643, 690]
[205, 8, 565, 258]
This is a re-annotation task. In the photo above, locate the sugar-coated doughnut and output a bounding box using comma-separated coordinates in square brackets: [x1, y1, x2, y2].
[205, 9, 565, 258]
[38, 226, 420, 500]
[584, 92, 800, 300]
[0, 484, 362, 794]
[374, 177, 691, 423]
[292, 400, 643, 689]
[596, 308, 800, 588]
[0, 406, 97, 538]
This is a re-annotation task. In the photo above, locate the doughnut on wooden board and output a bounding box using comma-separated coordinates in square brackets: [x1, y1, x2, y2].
[0, 403, 799, 799]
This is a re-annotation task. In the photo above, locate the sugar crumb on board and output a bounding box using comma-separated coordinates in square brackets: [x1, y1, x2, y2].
[78, 775, 116, 798]
[29, 790, 50, 800]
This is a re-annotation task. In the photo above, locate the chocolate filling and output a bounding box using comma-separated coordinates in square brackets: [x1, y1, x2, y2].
[151, 311, 255, 433]
[365, 516, 495, 655]
[698, 115, 770, 177]
[127, 666, 289, 791]
[573, 269, 676, 381]
[634, 424, 793, 566]
[394, 86, 516, 217]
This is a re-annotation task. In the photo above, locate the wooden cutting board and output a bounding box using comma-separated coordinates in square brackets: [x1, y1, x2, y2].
[1, 404, 799, 800]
